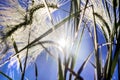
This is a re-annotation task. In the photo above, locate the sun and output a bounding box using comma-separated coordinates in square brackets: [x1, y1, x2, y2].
[57, 38, 66, 48]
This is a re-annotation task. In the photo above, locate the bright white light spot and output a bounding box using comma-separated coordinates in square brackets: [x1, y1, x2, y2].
[58, 38, 66, 48]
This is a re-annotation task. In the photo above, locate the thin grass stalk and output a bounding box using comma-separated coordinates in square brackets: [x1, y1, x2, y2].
[37, 43, 61, 80]
[94, 69, 97, 80]
[30, 40, 59, 48]
[106, 8, 119, 78]
[69, 3, 91, 77]
[75, 50, 93, 80]
[21, 29, 31, 80]
[64, 56, 71, 80]
[68, 21, 87, 80]
[68, 22, 86, 80]
[119, 0, 120, 24]
[42, 0, 54, 25]
[38, 43, 64, 80]
[40, 43, 56, 59]
[12, 37, 22, 72]
[66, 66, 83, 80]
[104, 43, 112, 79]
[63, 48, 67, 80]
[94, 12, 111, 36]
[67, 1, 82, 78]
[70, 0, 80, 32]
[99, 46, 103, 77]
[86, 24, 94, 43]
[34, 62, 38, 80]
[113, 0, 117, 37]
[104, 0, 112, 23]
[16, 52, 22, 72]
[64, 66, 67, 80]
[99, 26, 109, 48]
[110, 33, 120, 78]
[58, 57, 64, 80]
[69, 56, 74, 80]
[118, 56, 120, 80]
[106, 42, 114, 79]
[77, 0, 89, 31]
[106, 28, 119, 79]
[91, 5, 101, 80]
[90, 61, 96, 68]
[107, 2, 120, 76]
[0, 71, 12, 80]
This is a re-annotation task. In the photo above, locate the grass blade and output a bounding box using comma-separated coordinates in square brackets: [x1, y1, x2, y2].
[42, 0, 53, 24]
[92, 5, 101, 79]
[110, 34, 120, 78]
[12, 37, 22, 72]
[104, 0, 112, 23]
[70, 0, 80, 31]
[118, 56, 120, 80]
[21, 29, 31, 80]
[90, 61, 96, 68]
[30, 40, 59, 49]
[68, 23, 86, 80]
[34, 62, 38, 80]
[94, 12, 111, 36]
[113, 0, 117, 37]
[76, 50, 93, 78]
[58, 57, 64, 80]
[64, 57, 71, 80]
[40, 43, 56, 59]
[66, 66, 83, 80]
[0, 71, 12, 80]
[77, 0, 89, 30]
[12, 40, 18, 53]
[67, 8, 88, 79]
[69, 56, 75, 80]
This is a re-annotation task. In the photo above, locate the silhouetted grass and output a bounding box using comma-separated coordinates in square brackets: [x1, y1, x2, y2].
[0, 0, 119, 80]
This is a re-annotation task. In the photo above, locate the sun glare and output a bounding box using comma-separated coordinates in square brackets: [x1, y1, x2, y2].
[58, 38, 66, 48]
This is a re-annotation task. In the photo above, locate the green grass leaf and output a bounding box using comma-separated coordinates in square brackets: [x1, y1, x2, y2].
[58, 57, 64, 80]
[94, 12, 111, 36]
[110, 34, 120, 78]
[92, 5, 101, 79]
[76, 50, 93, 76]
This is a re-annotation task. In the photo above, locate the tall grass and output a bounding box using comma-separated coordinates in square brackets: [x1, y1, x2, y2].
[0, 0, 119, 80]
